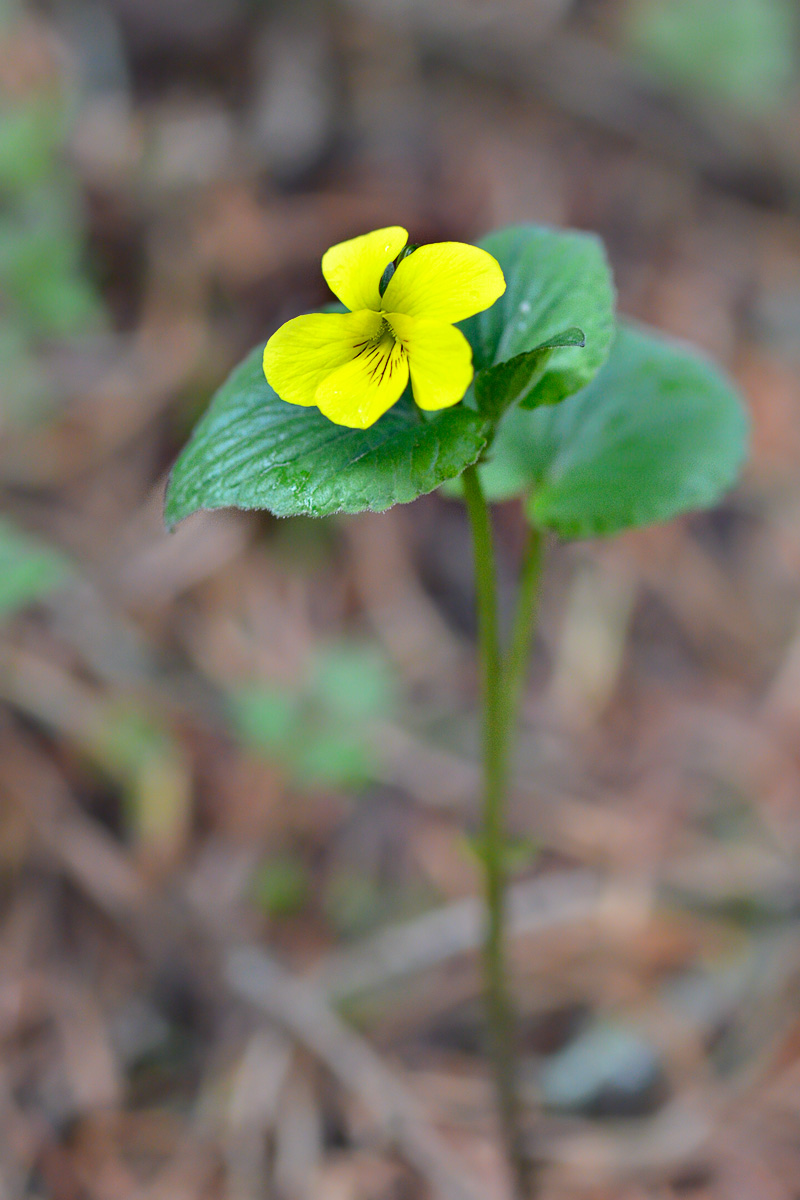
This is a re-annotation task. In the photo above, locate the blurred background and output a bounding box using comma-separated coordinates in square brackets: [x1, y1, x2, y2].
[2, 0, 800, 1196]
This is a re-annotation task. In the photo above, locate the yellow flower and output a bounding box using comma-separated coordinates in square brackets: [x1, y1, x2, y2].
[263, 226, 506, 430]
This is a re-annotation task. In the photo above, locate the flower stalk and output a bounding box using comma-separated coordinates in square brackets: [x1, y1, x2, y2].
[462, 464, 544, 1200]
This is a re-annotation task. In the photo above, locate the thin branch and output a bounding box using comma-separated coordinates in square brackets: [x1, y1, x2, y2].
[320, 869, 600, 1002]
[226, 948, 489, 1200]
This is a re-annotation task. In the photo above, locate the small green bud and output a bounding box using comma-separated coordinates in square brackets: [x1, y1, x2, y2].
[378, 261, 395, 297]
[395, 242, 418, 264]
[378, 243, 419, 297]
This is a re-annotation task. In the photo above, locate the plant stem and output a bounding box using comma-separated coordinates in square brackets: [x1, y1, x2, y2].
[503, 525, 544, 753]
[462, 466, 544, 1199]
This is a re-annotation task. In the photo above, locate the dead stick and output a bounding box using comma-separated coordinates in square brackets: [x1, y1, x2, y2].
[226, 947, 488, 1200]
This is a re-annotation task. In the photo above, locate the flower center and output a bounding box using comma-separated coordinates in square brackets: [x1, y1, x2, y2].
[352, 319, 403, 384]
[354, 318, 394, 354]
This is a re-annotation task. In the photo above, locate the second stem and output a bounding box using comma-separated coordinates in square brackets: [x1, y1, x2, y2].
[462, 464, 544, 1200]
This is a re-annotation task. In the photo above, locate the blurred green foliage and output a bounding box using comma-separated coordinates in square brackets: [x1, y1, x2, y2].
[312, 642, 395, 721]
[0, 94, 66, 191]
[95, 705, 192, 860]
[0, 517, 71, 618]
[0, 8, 105, 425]
[99, 707, 176, 779]
[628, 0, 798, 115]
[0, 192, 102, 337]
[229, 641, 396, 790]
[251, 854, 311, 918]
[323, 869, 435, 939]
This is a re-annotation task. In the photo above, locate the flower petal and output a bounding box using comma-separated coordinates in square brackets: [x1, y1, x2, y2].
[322, 226, 408, 313]
[315, 332, 409, 429]
[388, 313, 474, 411]
[263, 310, 384, 407]
[381, 242, 505, 323]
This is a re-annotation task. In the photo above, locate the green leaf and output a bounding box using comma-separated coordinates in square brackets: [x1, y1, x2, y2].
[0, 518, 71, 619]
[460, 225, 616, 409]
[165, 345, 488, 526]
[479, 324, 749, 539]
[474, 327, 586, 422]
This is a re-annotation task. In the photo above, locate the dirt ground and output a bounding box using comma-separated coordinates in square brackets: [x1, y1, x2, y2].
[3, 1, 800, 1197]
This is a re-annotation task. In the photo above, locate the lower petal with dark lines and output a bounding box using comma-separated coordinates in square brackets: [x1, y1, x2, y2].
[315, 335, 409, 429]
[263, 309, 385, 409]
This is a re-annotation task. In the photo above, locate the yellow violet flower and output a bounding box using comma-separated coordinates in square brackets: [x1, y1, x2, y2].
[263, 226, 506, 430]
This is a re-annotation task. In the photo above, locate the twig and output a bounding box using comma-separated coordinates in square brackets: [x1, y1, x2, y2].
[320, 869, 600, 1002]
[226, 947, 488, 1200]
[7, 732, 488, 1200]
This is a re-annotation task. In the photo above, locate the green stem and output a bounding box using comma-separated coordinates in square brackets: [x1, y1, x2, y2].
[462, 466, 544, 1199]
[503, 525, 544, 753]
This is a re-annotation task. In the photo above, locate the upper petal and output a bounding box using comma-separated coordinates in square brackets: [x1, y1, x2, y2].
[388, 312, 474, 412]
[381, 242, 505, 323]
[263, 310, 384, 407]
[315, 333, 409, 429]
[321, 226, 408, 313]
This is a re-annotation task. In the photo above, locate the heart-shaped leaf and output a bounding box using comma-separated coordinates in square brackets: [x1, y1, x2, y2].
[474, 327, 586, 423]
[460, 225, 616, 409]
[478, 324, 749, 539]
[165, 345, 489, 526]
